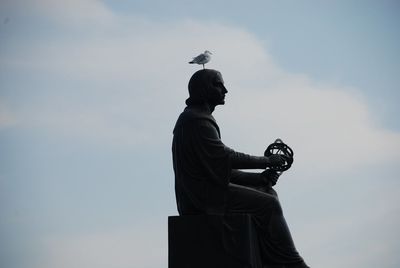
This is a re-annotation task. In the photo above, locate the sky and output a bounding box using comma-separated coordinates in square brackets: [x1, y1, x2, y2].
[0, 0, 399, 268]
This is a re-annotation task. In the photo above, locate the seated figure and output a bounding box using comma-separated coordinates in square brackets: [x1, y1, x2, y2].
[172, 69, 310, 268]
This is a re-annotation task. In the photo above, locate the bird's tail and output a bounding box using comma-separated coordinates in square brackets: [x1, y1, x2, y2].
[188, 61, 195, 64]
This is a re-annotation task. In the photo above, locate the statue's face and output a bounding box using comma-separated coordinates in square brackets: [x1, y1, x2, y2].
[207, 72, 228, 106]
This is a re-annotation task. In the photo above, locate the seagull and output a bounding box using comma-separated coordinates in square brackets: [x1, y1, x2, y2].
[189, 50, 212, 69]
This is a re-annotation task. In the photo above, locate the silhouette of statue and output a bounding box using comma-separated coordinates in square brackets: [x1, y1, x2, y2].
[172, 69, 309, 268]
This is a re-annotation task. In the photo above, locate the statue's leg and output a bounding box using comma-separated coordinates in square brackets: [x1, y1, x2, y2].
[254, 185, 279, 198]
[226, 183, 309, 268]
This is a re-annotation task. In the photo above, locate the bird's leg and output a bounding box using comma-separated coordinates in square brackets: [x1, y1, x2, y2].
[202, 64, 205, 69]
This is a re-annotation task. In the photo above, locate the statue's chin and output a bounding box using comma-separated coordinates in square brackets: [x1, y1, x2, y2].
[209, 98, 225, 107]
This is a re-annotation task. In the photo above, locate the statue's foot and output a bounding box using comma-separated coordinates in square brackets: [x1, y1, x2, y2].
[264, 261, 310, 268]
[285, 261, 310, 268]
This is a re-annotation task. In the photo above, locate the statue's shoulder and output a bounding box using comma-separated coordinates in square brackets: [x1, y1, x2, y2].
[175, 107, 217, 129]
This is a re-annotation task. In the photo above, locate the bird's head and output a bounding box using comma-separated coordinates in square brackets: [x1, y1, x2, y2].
[204, 50, 212, 55]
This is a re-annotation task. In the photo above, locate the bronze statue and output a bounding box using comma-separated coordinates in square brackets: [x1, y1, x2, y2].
[172, 69, 309, 268]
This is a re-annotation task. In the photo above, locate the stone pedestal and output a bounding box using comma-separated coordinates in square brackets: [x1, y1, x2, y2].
[168, 214, 262, 268]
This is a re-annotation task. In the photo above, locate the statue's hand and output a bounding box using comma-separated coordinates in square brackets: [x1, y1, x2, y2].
[261, 169, 280, 186]
[266, 154, 287, 168]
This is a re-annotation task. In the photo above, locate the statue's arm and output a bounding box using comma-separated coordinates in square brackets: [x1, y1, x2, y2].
[198, 119, 280, 170]
[230, 169, 265, 186]
[230, 169, 281, 187]
[229, 150, 269, 169]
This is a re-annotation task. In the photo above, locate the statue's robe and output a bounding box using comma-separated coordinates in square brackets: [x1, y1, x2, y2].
[172, 105, 308, 267]
[173, 106, 233, 214]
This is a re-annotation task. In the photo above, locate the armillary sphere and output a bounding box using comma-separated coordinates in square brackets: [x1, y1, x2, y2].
[264, 138, 294, 172]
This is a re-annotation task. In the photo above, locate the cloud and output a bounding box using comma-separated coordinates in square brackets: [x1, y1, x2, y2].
[0, 101, 17, 128]
[220, 78, 400, 173]
[1, 5, 285, 150]
[2, 1, 400, 268]
[5, 1, 398, 170]
[39, 225, 166, 268]
[2, 0, 400, 183]
[1, 0, 115, 26]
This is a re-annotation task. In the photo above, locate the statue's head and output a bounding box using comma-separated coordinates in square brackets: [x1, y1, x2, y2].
[186, 69, 227, 107]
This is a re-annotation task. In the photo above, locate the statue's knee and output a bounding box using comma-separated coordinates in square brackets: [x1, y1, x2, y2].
[259, 194, 279, 209]
[266, 187, 278, 197]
